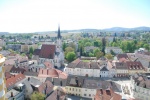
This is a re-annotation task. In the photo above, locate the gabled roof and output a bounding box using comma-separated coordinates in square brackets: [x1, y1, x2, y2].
[10, 66, 26, 74]
[6, 73, 26, 89]
[100, 66, 109, 71]
[126, 61, 145, 70]
[38, 80, 54, 95]
[39, 44, 56, 59]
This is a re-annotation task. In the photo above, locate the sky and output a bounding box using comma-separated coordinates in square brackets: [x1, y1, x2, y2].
[0, 0, 150, 33]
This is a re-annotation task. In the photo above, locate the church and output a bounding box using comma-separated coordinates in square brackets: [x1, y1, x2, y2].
[33, 25, 64, 68]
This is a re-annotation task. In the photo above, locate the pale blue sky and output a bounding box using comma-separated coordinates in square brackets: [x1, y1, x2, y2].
[0, 0, 150, 33]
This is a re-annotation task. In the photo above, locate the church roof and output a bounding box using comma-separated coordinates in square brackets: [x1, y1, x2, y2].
[39, 44, 56, 59]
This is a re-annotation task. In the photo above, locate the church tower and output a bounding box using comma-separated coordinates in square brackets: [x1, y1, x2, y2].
[57, 24, 61, 39]
[56, 25, 62, 52]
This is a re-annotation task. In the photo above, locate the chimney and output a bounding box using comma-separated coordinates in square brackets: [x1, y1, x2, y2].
[47, 70, 48, 75]
[28, 77, 30, 81]
[11, 92, 13, 97]
[57, 89, 60, 100]
[60, 80, 62, 86]
[42, 70, 43, 74]
[52, 78, 54, 84]
[75, 77, 78, 86]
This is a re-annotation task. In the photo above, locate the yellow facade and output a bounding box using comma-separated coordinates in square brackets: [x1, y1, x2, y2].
[21, 44, 38, 52]
[128, 70, 145, 74]
[0, 54, 7, 100]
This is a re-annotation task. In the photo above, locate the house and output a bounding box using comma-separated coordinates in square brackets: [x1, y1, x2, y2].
[46, 87, 66, 100]
[28, 61, 53, 73]
[6, 88, 25, 100]
[84, 46, 98, 53]
[64, 58, 108, 77]
[126, 61, 146, 75]
[114, 62, 128, 77]
[21, 43, 38, 53]
[100, 66, 109, 77]
[4, 54, 28, 67]
[65, 76, 121, 99]
[131, 73, 150, 100]
[107, 61, 116, 77]
[94, 88, 122, 100]
[105, 47, 123, 54]
[6, 44, 21, 51]
[6, 73, 26, 91]
[114, 54, 130, 62]
[38, 68, 68, 82]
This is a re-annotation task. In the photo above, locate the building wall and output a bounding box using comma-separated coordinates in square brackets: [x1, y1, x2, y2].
[64, 67, 100, 77]
[21, 44, 38, 53]
[105, 48, 123, 54]
[0, 55, 7, 100]
[65, 86, 95, 99]
[100, 71, 109, 77]
[128, 69, 145, 74]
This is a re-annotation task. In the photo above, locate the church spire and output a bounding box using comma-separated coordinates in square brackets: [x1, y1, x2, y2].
[57, 24, 61, 39]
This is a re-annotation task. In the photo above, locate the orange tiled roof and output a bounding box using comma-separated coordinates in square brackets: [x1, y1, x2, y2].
[6, 73, 26, 88]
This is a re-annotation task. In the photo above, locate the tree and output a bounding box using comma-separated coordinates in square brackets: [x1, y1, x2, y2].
[21, 53, 26, 56]
[68, 42, 76, 51]
[144, 44, 150, 51]
[30, 92, 45, 100]
[89, 52, 94, 57]
[102, 38, 106, 55]
[65, 47, 74, 57]
[66, 52, 76, 62]
[29, 53, 33, 59]
[85, 42, 92, 47]
[105, 54, 113, 59]
[29, 47, 34, 54]
[96, 51, 104, 59]
[62, 42, 67, 51]
[110, 50, 116, 55]
[93, 48, 100, 56]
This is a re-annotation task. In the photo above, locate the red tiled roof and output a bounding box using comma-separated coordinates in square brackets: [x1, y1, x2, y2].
[94, 88, 122, 100]
[38, 68, 59, 78]
[126, 61, 145, 70]
[4, 65, 13, 72]
[6, 73, 26, 88]
[39, 44, 56, 59]
[58, 72, 68, 79]
[5, 72, 13, 79]
[44, 61, 53, 69]
[38, 68, 67, 79]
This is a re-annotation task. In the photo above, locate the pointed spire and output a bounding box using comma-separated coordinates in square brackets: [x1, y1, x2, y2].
[57, 24, 61, 39]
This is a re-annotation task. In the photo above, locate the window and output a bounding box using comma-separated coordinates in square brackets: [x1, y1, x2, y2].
[89, 94, 91, 97]
[72, 88, 74, 91]
[79, 89, 81, 92]
[70, 88, 71, 91]
[84, 94, 86, 96]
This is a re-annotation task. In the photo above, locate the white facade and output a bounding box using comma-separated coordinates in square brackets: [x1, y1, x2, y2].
[105, 47, 123, 54]
[64, 67, 100, 77]
[100, 70, 109, 77]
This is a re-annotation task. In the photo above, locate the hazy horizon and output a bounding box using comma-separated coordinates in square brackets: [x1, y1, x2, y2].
[0, 0, 150, 33]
